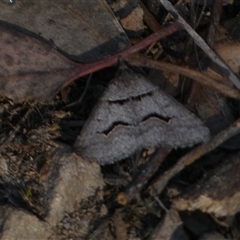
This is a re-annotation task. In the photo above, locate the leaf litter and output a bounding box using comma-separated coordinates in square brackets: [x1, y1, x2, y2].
[1, 1, 240, 240]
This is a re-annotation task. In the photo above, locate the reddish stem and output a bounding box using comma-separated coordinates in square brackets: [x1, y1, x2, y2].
[62, 23, 182, 89]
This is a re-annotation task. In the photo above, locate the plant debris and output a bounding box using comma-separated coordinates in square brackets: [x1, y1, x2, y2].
[1, 1, 240, 239]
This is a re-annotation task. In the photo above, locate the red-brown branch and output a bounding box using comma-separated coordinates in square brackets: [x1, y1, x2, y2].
[61, 23, 182, 89]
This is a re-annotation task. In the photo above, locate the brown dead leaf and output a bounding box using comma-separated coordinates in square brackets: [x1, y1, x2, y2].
[204, 35, 240, 84]
[0, 0, 132, 103]
[0, 24, 80, 102]
[172, 151, 240, 220]
[0, 25, 76, 76]
[214, 40, 240, 74]
[0, 0, 129, 62]
[0, 19, 182, 103]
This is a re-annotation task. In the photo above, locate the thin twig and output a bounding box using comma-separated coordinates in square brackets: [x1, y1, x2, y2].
[187, 0, 223, 106]
[127, 53, 240, 99]
[159, 0, 240, 89]
[116, 147, 171, 206]
[154, 196, 169, 213]
[195, 0, 207, 28]
[140, 1, 161, 32]
[86, 215, 111, 240]
[1, 23, 182, 102]
[207, 0, 223, 48]
[62, 23, 182, 89]
[64, 73, 92, 109]
[149, 117, 240, 196]
[139, 1, 163, 57]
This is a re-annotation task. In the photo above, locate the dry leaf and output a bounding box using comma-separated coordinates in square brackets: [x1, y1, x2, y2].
[214, 40, 240, 74]
[0, 24, 81, 102]
[0, 0, 129, 62]
[173, 152, 240, 219]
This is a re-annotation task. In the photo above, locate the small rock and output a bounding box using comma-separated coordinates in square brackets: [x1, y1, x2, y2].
[0, 206, 51, 240]
[39, 146, 104, 226]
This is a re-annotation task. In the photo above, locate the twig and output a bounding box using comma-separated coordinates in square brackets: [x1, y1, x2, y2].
[64, 73, 92, 109]
[149, 117, 240, 196]
[195, 0, 207, 28]
[116, 147, 171, 206]
[147, 209, 182, 240]
[190, 0, 197, 28]
[112, 209, 128, 240]
[140, 1, 161, 32]
[206, 0, 223, 49]
[188, 0, 223, 106]
[86, 215, 111, 240]
[140, 1, 164, 59]
[159, 0, 240, 89]
[2, 23, 182, 102]
[154, 196, 169, 213]
[212, 0, 223, 26]
[62, 23, 182, 89]
[127, 53, 240, 99]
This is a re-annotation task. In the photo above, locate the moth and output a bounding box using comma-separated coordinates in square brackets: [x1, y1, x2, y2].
[74, 66, 210, 165]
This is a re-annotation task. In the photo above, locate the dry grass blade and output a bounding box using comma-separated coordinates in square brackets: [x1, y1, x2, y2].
[160, 0, 240, 89]
[127, 54, 240, 99]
